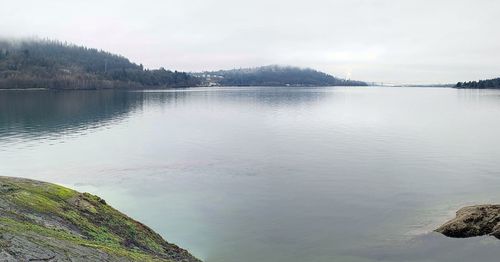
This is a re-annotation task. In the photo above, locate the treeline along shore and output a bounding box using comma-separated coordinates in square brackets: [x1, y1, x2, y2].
[0, 39, 199, 89]
[0, 38, 367, 90]
[456, 78, 500, 89]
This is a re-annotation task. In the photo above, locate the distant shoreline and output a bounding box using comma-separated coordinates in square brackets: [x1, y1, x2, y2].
[0, 85, 371, 91]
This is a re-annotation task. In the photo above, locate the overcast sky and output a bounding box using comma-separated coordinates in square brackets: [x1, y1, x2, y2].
[1, 0, 499, 84]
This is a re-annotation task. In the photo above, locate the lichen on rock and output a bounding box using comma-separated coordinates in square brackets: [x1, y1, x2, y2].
[0, 176, 201, 261]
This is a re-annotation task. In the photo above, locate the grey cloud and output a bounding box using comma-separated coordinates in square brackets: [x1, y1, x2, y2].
[1, 0, 499, 84]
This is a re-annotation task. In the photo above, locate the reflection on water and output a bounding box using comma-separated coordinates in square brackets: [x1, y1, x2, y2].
[0, 87, 328, 140]
[2, 87, 500, 261]
[0, 90, 144, 146]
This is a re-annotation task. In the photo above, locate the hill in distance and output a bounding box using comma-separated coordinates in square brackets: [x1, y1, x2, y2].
[0, 39, 200, 89]
[0, 38, 367, 89]
[193, 65, 367, 87]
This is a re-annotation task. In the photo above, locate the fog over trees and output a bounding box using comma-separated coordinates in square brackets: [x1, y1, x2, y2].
[0, 39, 368, 89]
[0, 39, 200, 89]
[194, 65, 367, 87]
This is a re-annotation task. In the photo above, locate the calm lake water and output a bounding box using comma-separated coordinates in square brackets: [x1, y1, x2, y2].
[2, 86, 500, 261]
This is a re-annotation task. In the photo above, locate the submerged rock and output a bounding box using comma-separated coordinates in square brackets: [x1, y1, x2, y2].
[0, 176, 201, 261]
[436, 205, 500, 239]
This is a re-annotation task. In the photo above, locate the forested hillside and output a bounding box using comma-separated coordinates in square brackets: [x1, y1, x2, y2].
[0, 39, 200, 89]
[193, 65, 367, 87]
[0, 39, 368, 89]
[456, 78, 500, 89]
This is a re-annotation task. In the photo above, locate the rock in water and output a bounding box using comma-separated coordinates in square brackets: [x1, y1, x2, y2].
[0, 176, 201, 261]
[436, 205, 500, 239]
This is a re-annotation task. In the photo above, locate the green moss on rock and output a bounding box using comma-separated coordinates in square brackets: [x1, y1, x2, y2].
[0, 177, 201, 262]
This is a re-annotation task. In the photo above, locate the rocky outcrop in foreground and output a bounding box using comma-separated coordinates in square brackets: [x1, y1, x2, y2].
[0, 177, 201, 261]
[436, 205, 500, 239]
